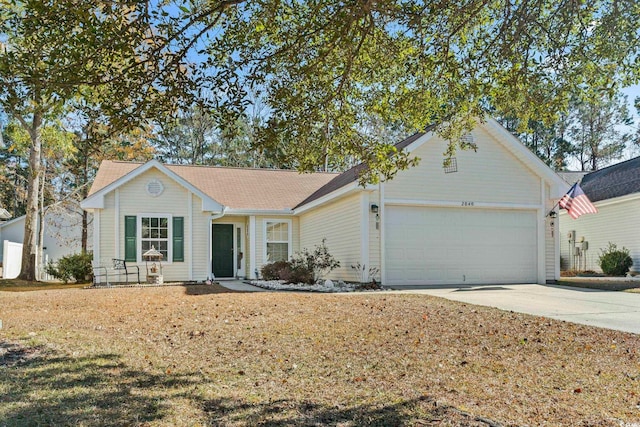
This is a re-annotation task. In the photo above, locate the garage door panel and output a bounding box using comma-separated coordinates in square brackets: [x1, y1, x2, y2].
[385, 206, 537, 286]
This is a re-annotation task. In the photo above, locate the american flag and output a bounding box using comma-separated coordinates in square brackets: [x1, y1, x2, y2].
[559, 182, 598, 219]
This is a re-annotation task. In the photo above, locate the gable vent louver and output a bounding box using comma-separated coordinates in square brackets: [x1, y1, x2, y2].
[146, 179, 164, 197]
[460, 132, 474, 145]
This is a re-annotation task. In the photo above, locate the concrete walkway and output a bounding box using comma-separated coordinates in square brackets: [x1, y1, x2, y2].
[217, 280, 269, 292]
[391, 283, 640, 334]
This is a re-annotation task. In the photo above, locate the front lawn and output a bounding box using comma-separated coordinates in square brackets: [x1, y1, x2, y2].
[0, 278, 87, 292]
[1, 286, 639, 426]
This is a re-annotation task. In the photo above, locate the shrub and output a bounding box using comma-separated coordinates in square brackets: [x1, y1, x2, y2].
[46, 252, 94, 284]
[350, 262, 380, 284]
[598, 243, 633, 276]
[260, 260, 313, 284]
[260, 260, 292, 281]
[289, 239, 340, 285]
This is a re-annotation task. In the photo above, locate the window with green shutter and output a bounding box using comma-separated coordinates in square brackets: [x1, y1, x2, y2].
[173, 217, 184, 262]
[124, 216, 137, 262]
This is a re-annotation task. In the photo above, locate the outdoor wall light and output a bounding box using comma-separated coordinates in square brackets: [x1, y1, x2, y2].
[370, 204, 379, 214]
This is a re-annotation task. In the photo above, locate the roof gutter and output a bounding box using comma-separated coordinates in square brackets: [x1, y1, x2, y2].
[211, 207, 227, 221]
[222, 208, 294, 216]
[293, 183, 373, 215]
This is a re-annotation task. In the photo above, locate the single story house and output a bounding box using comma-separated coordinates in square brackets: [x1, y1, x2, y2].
[559, 157, 640, 272]
[81, 118, 568, 286]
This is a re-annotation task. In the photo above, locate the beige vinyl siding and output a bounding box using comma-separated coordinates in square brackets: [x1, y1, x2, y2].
[98, 192, 116, 266]
[559, 196, 640, 272]
[384, 127, 540, 205]
[114, 169, 192, 281]
[299, 193, 363, 281]
[191, 196, 211, 281]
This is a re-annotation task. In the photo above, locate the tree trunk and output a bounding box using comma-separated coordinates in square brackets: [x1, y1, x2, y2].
[82, 210, 88, 254]
[36, 169, 46, 280]
[18, 112, 42, 281]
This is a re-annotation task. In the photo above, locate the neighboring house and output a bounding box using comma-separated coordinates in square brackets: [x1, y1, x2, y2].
[0, 207, 91, 278]
[559, 157, 640, 272]
[81, 118, 567, 286]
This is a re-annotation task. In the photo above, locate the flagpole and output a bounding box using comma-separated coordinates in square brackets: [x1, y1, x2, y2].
[546, 200, 561, 218]
[546, 182, 576, 218]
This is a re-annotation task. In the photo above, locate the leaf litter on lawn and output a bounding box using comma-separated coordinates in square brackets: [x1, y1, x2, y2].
[0, 285, 639, 426]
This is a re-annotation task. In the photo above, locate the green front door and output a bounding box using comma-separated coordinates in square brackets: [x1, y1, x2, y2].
[212, 224, 234, 278]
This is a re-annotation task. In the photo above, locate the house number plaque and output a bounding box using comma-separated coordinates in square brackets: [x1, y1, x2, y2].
[461, 201, 475, 206]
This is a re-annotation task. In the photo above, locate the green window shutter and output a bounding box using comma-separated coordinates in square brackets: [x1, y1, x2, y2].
[173, 216, 184, 262]
[124, 216, 137, 262]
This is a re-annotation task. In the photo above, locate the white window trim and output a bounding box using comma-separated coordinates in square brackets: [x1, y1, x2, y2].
[262, 218, 293, 265]
[137, 213, 173, 264]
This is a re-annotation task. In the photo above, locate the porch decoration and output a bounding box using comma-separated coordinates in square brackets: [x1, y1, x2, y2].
[143, 246, 164, 284]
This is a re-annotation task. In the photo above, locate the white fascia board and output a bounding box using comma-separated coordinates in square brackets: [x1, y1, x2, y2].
[224, 208, 294, 216]
[0, 214, 25, 228]
[482, 119, 569, 198]
[399, 131, 437, 154]
[81, 159, 224, 213]
[293, 183, 363, 214]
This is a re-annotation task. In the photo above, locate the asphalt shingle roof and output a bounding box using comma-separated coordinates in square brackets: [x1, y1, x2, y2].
[580, 157, 640, 203]
[90, 129, 433, 211]
[294, 131, 428, 208]
[89, 161, 339, 210]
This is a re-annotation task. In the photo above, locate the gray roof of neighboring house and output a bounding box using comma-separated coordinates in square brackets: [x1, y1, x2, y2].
[294, 131, 427, 208]
[557, 171, 589, 185]
[579, 157, 640, 203]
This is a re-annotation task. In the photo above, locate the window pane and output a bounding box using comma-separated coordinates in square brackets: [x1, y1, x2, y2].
[140, 216, 170, 261]
[266, 222, 288, 242]
[267, 242, 288, 262]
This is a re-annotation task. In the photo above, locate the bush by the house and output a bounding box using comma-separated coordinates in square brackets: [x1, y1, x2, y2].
[260, 260, 313, 284]
[261, 261, 292, 281]
[45, 252, 94, 284]
[289, 239, 340, 285]
[598, 243, 633, 276]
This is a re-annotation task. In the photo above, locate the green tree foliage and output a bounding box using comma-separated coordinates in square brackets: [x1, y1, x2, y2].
[195, 0, 640, 181]
[498, 90, 634, 171]
[568, 92, 633, 171]
[0, 1, 188, 279]
[497, 114, 574, 170]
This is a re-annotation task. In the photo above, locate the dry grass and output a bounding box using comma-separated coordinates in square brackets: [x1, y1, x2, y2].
[0, 278, 87, 292]
[1, 285, 640, 426]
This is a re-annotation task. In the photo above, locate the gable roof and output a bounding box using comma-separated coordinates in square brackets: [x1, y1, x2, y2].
[294, 131, 427, 208]
[579, 156, 640, 203]
[86, 160, 339, 211]
[296, 119, 569, 207]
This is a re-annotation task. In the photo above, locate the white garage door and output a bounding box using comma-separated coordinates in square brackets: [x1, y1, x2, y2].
[385, 206, 537, 285]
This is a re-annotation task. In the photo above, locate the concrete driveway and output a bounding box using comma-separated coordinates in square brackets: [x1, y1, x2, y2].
[392, 284, 640, 334]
